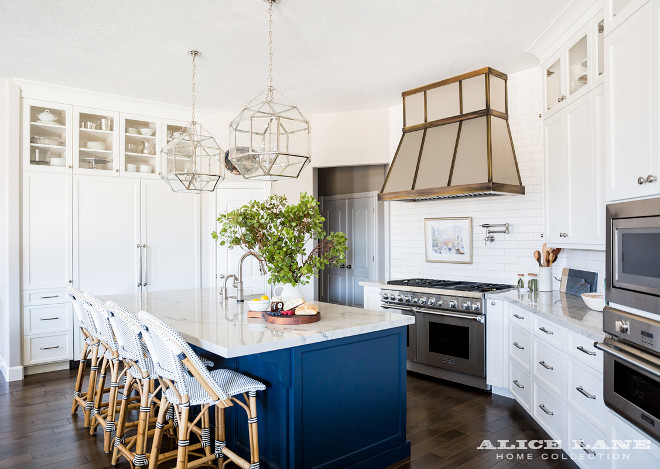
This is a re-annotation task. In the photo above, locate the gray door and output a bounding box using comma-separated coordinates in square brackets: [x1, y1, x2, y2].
[321, 198, 347, 304]
[346, 197, 375, 307]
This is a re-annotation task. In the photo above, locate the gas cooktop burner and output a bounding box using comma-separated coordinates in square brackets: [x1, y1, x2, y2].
[386, 278, 514, 293]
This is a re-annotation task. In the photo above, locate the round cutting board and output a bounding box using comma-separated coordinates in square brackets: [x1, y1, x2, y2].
[262, 312, 320, 325]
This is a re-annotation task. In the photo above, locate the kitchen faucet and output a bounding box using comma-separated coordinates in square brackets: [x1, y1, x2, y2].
[219, 252, 267, 302]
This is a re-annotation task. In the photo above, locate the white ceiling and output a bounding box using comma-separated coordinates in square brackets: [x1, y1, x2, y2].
[1, 0, 570, 113]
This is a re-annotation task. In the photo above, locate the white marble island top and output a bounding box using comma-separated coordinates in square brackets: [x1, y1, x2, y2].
[101, 288, 414, 358]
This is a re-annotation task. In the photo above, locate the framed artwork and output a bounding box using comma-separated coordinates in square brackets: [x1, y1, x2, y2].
[424, 217, 473, 263]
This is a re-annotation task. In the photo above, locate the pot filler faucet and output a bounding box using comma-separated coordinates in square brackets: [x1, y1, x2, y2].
[220, 252, 267, 302]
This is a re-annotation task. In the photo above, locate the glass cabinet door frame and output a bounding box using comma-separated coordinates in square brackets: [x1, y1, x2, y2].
[543, 50, 566, 116]
[22, 98, 73, 173]
[119, 112, 162, 179]
[565, 24, 591, 104]
[73, 106, 120, 176]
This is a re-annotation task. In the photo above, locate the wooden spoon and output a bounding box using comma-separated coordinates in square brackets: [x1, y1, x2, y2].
[548, 251, 556, 267]
[542, 242, 548, 267]
[551, 247, 561, 261]
[534, 250, 542, 267]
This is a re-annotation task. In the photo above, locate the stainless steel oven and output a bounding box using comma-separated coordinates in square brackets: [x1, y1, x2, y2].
[607, 198, 660, 314]
[596, 307, 660, 442]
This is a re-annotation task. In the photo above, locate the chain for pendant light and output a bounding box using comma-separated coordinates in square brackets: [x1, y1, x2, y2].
[189, 50, 198, 123]
[267, 0, 274, 101]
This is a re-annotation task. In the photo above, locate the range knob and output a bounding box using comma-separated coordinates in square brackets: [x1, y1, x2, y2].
[427, 298, 436, 306]
[472, 303, 481, 312]
[412, 297, 418, 304]
[449, 300, 458, 309]
[615, 320, 630, 334]
[404, 294, 412, 303]
[396, 294, 403, 302]
[382, 292, 389, 301]
[436, 299, 443, 307]
[418, 297, 427, 305]
[462, 301, 471, 311]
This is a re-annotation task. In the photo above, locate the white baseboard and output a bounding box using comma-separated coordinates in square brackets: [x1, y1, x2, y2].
[24, 361, 69, 376]
[0, 355, 24, 381]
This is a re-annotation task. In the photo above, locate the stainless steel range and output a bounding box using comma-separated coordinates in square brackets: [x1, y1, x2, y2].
[381, 278, 514, 391]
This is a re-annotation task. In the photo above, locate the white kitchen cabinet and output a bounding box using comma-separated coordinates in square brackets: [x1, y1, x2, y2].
[73, 107, 120, 175]
[605, 0, 660, 201]
[120, 113, 161, 178]
[22, 172, 73, 291]
[544, 89, 605, 249]
[565, 408, 607, 469]
[486, 299, 509, 390]
[22, 99, 72, 173]
[362, 285, 383, 312]
[609, 411, 660, 468]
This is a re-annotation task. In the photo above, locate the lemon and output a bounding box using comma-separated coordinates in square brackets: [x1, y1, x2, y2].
[260, 295, 269, 301]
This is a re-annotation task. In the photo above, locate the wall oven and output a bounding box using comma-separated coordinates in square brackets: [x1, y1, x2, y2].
[607, 198, 660, 315]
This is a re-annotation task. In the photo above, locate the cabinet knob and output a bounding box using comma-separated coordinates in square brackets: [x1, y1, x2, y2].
[68, 279, 73, 284]
[647, 174, 658, 184]
[638, 176, 646, 185]
[559, 232, 568, 238]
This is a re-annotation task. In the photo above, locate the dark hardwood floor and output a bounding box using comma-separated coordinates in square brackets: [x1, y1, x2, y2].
[0, 368, 576, 468]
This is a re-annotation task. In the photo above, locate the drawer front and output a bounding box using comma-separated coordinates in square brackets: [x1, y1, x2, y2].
[566, 408, 607, 469]
[533, 382, 564, 440]
[510, 324, 532, 370]
[509, 360, 532, 412]
[24, 289, 68, 305]
[24, 303, 71, 335]
[567, 332, 603, 373]
[509, 305, 531, 332]
[567, 359, 607, 432]
[24, 332, 73, 365]
[533, 316, 564, 349]
[532, 337, 565, 396]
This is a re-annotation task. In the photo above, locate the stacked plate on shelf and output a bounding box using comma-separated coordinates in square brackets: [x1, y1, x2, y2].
[85, 141, 106, 150]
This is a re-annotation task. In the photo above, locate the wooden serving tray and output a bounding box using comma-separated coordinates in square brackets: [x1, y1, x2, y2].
[262, 312, 320, 325]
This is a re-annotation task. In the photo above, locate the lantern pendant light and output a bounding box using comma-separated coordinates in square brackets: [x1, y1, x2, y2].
[229, 0, 311, 180]
[161, 50, 224, 192]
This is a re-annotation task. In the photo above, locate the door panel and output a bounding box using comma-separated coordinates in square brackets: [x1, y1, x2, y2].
[141, 180, 200, 292]
[347, 197, 375, 307]
[321, 199, 347, 304]
[73, 176, 140, 295]
[216, 187, 267, 297]
[544, 110, 569, 245]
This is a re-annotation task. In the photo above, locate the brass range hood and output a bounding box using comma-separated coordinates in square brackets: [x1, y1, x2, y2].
[379, 67, 524, 201]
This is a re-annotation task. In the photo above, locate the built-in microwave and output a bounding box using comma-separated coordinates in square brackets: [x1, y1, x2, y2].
[607, 198, 660, 315]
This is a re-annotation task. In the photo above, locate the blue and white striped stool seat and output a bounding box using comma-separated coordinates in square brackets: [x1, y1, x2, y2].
[164, 369, 265, 406]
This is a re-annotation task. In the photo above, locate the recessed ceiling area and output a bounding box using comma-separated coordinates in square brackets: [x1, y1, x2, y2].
[0, 0, 570, 113]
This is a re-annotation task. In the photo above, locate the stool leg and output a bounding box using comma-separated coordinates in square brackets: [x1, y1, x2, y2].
[83, 343, 100, 428]
[201, 407, 211, 458]
[214, 406, 226, 468]
[71, 342, 88, 414]
[175, 405, 190, 469]
[248, 392, 260, 467]
[148, 397, 170, 469]
[90, 355, 109, 434]
[103, 359, 120, 453]
[132, 379, 151, 467]
[112, 373, 133, 465]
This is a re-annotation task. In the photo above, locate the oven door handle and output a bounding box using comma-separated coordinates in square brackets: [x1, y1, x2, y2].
[381, 304, 415, 312]
[414, 307, 484, 323]
[594, 341, 660, 377]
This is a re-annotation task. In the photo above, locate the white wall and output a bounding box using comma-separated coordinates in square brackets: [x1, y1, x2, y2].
[388, 67, 606, 290]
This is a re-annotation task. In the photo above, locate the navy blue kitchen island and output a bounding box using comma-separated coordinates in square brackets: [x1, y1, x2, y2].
[103, 289, 413, 469]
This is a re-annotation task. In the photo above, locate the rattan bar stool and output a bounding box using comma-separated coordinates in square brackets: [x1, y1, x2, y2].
[139, 311, 266, 469]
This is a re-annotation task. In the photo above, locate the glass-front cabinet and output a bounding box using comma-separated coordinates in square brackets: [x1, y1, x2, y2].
[121, 114, 160, 177]
[545, 58, 563, 111]
[74, 108, 119, 174]
[22, 99, 72, 172]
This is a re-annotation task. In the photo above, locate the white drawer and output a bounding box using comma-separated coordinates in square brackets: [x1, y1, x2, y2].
[567, 332, 603, 373]
[23, 303, 72, 335]
[533, 337, 565, 396]
[533, 381, 564, 440]
[533, 316, 565, 349]
[23, 332, 73, 365]
[566, 408, 607, 469]
[510, 324, 532, 370]
[509, 360, 532, 412]
[566, 359, 607, 433]
[509, 305, 531, 332]
[24, 289, 68, 305]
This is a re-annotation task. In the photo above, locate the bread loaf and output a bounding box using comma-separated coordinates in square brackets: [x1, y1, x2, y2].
[283, 297, 305, 311]
[295, 302, 319, 316]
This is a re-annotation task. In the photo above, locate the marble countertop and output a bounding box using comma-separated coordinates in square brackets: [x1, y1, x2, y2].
[488, 290, 605, 341]
[101, 288, 414, 358]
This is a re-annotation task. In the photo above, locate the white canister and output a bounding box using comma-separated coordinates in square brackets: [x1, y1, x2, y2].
[538, 266, 553, 292]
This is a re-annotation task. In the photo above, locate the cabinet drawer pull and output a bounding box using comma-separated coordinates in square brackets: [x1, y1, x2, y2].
[539, 326, 554, 335]
[577, 345, 596, 356]
[539, 360, 554, 370]
[513, 379, 524, 389]
[40, 345, 60, 350]
[40, 317, 59, 321]
[513, 314, 525, 320]
[513, 342, 525, 350]
[539, 404, 554, 416]
[578, 441, 596, 455]
[576, 386, 596, 400]
[40, 295, 59, 299]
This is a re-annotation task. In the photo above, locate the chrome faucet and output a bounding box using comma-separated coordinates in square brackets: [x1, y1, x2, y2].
[237, 252, 267, 302]
[219, 274, 238, 300]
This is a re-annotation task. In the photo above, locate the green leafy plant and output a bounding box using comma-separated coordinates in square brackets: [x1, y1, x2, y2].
[212, 193, 348, 286]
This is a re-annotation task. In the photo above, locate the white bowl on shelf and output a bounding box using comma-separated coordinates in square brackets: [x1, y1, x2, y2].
[37, 110, 58, 123]
[139, 165, 153, 173]
[86, 141, 106, 150]
[49, 157, 66, 167]
[581, 292, 605, 312]
[139, 128, 155, 136]
[247, 299, 271, 312]
[127, 128, 139, 135]
[126, 163, 137, 172]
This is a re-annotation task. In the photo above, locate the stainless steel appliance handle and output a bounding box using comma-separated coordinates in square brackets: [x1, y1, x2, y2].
[142, 244, 148, 286]
[413, 307, 484, 322]
[137, 244, 142, 287]
[594, 341, 660, 377]
[381, 304, 414, 312]
[576, 386, 596, 400]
